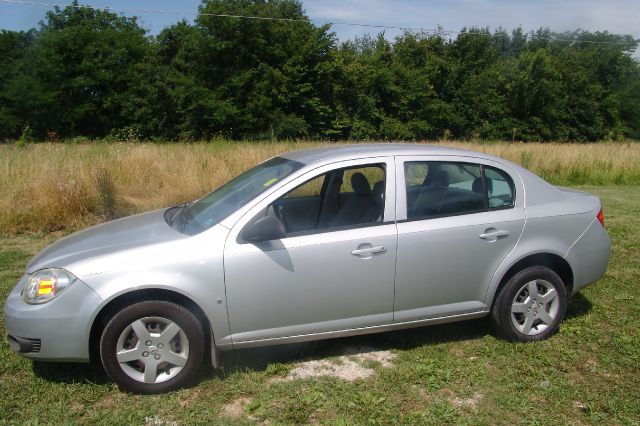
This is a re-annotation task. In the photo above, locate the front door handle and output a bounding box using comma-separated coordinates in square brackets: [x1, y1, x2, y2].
[479, 229, 510, 242]
[351, 245, 387, 256]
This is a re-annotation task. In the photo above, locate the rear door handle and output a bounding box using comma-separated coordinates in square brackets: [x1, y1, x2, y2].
[351, 245, 387, 256]
[479, 229, 510, 242]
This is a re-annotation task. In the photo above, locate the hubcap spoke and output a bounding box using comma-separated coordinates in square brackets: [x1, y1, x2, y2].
[143, 360, 158, 384]
[520, 314, 535, 334]
[116, 348, 140, 363]
[131, 319, 151, 341]
[159, 322, 180, 344]
[511, 302, 529, 313]
[537, 309, 554, 325]
[527, 281, 539, 300]
[164, 351, 188, 367]
[541, 288, 558, 305]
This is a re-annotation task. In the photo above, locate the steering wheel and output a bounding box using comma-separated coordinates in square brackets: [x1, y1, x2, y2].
[274, 203, 291, 233]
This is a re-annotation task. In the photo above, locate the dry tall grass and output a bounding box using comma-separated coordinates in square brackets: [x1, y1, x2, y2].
[1, 140, 639, 235]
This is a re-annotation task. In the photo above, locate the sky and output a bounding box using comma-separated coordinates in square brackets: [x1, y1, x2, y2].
[0, 0, 638, 48]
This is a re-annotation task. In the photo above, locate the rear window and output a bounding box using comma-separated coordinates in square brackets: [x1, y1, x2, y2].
[405, 161, 484, 219]
[484, 166, 515, 209]
[404, 161, 515, 220]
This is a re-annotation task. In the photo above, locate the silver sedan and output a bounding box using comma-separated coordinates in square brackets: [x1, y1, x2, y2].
[3, 144, 611, 393]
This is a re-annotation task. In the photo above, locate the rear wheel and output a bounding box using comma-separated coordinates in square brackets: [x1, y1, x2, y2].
[491, 266, 567, 342]
[100, 300, 205, 394]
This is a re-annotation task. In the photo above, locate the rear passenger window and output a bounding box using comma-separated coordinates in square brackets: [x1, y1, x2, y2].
[484, 166, 515, 209]
[405, 162, 484, 220]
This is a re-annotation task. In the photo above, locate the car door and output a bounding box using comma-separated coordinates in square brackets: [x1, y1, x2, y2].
[393, 156, 525, 322]
[223, 157, 397, 344]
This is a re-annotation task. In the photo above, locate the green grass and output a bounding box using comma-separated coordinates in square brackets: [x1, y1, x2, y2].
[1, 186, 639, 424]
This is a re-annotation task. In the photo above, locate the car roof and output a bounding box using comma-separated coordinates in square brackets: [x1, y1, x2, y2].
[280, 143, 487, 165]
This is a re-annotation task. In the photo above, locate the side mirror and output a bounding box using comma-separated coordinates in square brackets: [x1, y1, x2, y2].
[241, 215, 286, 243]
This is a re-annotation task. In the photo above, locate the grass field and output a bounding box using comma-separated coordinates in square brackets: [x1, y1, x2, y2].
[1, 140, 640, 234]
[1, 141, 639, 423]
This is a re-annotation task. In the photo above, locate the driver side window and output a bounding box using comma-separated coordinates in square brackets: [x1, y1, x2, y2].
[270, 164, 386, 235]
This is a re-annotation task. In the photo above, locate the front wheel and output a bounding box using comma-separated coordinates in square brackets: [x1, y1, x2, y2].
[491, 266, 567, 342]
[100, 300, 205, 394]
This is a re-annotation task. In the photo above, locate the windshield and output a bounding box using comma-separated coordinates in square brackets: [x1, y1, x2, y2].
[168, 156, 304, 235]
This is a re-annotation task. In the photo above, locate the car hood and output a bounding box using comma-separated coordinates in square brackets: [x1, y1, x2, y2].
[26, 209, 186, 274]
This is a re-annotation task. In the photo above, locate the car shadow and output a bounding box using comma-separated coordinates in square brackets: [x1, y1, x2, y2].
[565, 292, 593, 320]
[213, 317, 492, 378]
[214, 293, 595, 377]
[30, 319, 491, 386]
[32, 360, 110, 385]
[32, 293, 594, 386]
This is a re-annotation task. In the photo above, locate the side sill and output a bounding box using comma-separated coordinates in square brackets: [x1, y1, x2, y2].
[230, 311, 489, 349]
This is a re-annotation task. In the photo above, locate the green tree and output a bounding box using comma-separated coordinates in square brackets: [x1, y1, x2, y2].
[190, 0, 337, 139]
[11, 1, 150, 137]
[508, 48, 568, 140]
[134, 21, 227, 139]
[0, 30, 35, 138]
[0, 3, 639, 142]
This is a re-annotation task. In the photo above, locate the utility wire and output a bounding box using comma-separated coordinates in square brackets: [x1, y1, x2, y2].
[0, 0, 636, 46]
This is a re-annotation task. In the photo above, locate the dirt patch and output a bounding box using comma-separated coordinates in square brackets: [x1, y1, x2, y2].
[221, 397, 252, 418]
[93, 393, 127, 411]
[276, 347, 397, 382]
[70, 401, 84, 413]
[439, 388, 484, 410]
[177, 389, 202, 408]
[573, 401, 588, 411]
[450, 392, 484, 409]
[453, 348, 465, 358]
[144, 415, 178, 426]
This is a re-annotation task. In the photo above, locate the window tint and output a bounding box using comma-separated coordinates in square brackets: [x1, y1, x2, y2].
[484, 166, 515, 209]
[269, 164, 386, 235]
[405, 161, 484, 220]
[342, 167, 385, 195]
[283, 174, 324, 199]
[405, 162, 429, 186]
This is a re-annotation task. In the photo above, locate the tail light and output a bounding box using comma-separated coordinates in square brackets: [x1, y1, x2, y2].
[597, 208, 604, 227]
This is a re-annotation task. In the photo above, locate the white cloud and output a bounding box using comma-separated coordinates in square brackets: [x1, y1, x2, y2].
[303, 0, 640, 40]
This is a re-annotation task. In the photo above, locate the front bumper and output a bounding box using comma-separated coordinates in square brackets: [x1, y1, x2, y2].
[3, 274, 103, 362]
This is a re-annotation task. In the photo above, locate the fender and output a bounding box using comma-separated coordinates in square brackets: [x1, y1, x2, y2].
[68, 225, 234, 350]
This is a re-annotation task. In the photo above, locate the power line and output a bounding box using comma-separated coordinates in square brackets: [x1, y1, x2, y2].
[0, 0, 636, 46]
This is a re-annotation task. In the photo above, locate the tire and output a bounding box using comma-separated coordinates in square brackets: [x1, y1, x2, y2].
[491, 266, 567, 342]
[100, 300, 205, 394]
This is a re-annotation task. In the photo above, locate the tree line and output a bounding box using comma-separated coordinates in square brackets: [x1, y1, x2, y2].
[1, 0, 639, 142]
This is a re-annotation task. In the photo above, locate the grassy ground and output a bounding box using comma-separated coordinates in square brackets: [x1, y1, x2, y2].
[0, 185, 638, 424]
[1, 141, 640, 234]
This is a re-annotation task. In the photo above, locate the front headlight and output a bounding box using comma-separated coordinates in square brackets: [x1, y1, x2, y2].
[22, 268, 78, 304]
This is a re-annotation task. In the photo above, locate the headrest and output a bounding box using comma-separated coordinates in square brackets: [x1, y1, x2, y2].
[372, 180, 385, 205]
[351, 172, 371, 195]
[431, 170, 449, 187]
[472, 177, 483, 194]
[472, 177, 492, 194]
